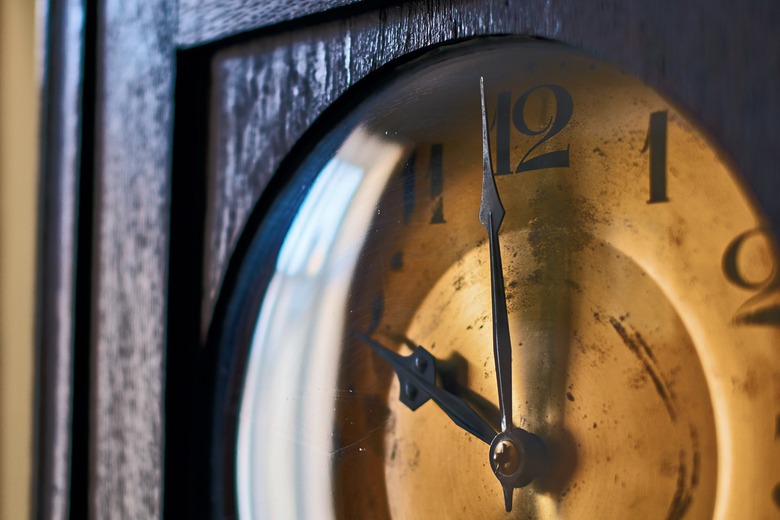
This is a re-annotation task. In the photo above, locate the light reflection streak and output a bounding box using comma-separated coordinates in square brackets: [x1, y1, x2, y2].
[236, 127, 406, 520]
[277, 159, 363, 276]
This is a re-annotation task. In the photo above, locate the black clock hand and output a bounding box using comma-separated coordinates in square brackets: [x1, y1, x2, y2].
[479, 77, 513, 434]
[357, 332, 497, 445]
[479, 78, 547, 512]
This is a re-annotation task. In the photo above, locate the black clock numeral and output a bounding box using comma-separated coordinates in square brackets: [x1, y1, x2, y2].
[402, 144, 446, 225]
[513, 85, 573, 173]
[722, 227, 780, 327]
[492, 85, 573, 175]
[723, 228, 772, 291]
[641, 111, 669, 203]
[493, 91, 513, 175]
[366, 291, 384, 335]
[429, 143, 445, 224]
[402, 149, 416, 225]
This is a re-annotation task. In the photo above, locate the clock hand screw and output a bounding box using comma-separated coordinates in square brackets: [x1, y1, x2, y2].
[402, 350, 430, 400]
[493, 439, 520, 475]
[413, 354, 428, 373]
[403, 381, 418, 401]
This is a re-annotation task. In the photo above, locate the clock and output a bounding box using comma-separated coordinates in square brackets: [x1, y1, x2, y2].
[212, 37, 779, 519]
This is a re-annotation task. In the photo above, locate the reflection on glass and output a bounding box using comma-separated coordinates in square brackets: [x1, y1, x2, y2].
[236, 128, 406, 519]
[277, 158, 363, 276]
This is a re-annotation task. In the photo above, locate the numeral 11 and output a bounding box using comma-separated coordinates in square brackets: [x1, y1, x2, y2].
[402, 144, 445, 225]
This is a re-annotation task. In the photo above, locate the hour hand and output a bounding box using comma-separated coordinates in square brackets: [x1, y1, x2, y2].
[357, 332, 497, 445]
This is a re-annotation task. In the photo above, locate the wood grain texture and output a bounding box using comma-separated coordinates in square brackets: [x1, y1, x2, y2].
[90, 0, 175, 517]
[177, 0, 365, 47]
[201, 0, 780, 335]
[34, 1, 85, 518]
[203, 17, 358, 336]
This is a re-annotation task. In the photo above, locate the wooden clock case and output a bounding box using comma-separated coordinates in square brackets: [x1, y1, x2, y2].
[36, 0, 779, 518]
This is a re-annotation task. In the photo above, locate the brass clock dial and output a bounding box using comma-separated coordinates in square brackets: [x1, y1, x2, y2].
[228, 37, 780, 519]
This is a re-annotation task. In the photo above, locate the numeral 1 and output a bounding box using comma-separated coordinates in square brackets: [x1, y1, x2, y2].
[642, 111, 669, 203]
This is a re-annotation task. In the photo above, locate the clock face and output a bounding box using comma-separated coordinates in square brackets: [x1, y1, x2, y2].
[223, 37, 780, 519]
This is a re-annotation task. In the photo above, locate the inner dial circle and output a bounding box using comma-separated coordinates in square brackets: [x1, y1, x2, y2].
[321, 39, 779, 518]
[384, 233, 717, 518]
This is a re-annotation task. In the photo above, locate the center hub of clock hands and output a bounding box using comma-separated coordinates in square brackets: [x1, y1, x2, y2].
[490, 428, 547, 489]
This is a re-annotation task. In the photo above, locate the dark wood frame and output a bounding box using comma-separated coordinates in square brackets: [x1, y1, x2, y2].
[36, 0, 780, 518]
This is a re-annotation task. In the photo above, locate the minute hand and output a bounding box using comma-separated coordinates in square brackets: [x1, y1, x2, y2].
[479, 77, 513, 433]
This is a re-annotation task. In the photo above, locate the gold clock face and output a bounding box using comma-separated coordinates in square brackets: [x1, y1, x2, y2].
[232, 38, 780, 519]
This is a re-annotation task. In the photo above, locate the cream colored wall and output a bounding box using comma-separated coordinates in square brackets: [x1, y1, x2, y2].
[0, 0, 38, 518]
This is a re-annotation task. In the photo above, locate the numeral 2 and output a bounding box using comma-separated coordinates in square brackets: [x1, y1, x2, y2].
[492, 85, 573, 175]
[722, 227, 780, 326]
